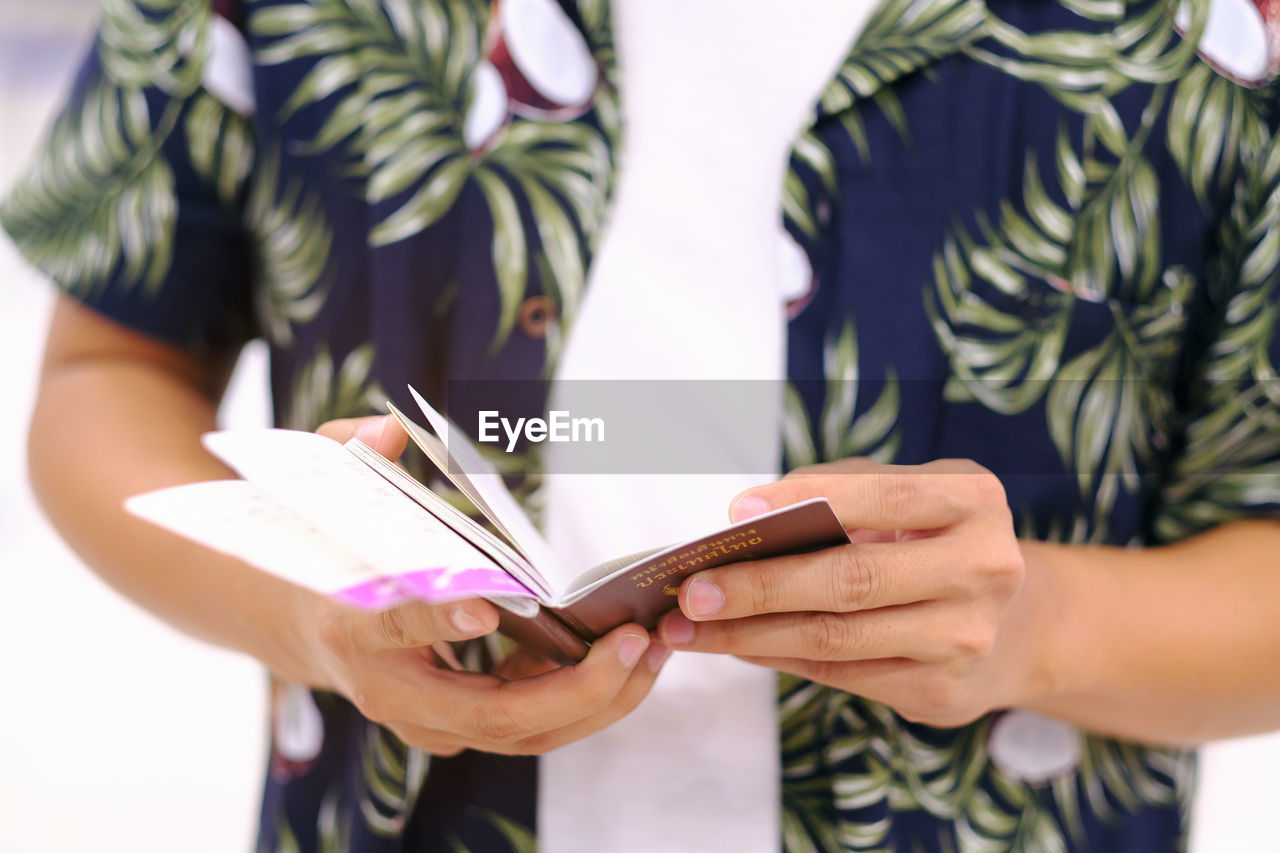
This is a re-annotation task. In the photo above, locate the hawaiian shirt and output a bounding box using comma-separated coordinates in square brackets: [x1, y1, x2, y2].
[6, 0, 1280, 850]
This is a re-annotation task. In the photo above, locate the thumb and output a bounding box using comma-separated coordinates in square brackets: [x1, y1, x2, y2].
[315, 414, 409, 461]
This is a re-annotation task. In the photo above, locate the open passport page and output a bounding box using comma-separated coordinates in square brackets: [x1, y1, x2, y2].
[126, 387, 850, 662]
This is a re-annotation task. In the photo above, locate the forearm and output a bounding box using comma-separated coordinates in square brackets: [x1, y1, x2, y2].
[1020, 522, 1280, 745]
[31, 323, 324, 686]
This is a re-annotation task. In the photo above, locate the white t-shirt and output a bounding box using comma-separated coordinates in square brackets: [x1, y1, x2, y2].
[541, 2, 880, 851]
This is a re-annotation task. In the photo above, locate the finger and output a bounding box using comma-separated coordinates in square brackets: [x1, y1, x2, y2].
[729, 458, 1006, 531]
[734, 654, 986, 726]
[659, 602, 976, 663]
[727, 459, 879, 522]
[678, 538, 969, 620]
[430, 641, 465, 671]
[431, 625, 653, 746]
[339, 646, 503, 737]
[491, 647, 563, 680]
[358, 598, 501, 651]
[316, 414, 409, 460]
[508, 642, 671, 754]
[381, 640, 668, 756]
[737, 654, 925, 696]
[382, 721, 469, 757]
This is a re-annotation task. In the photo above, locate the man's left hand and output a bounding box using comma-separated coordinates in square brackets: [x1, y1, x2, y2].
[659, 458, 1041, 727]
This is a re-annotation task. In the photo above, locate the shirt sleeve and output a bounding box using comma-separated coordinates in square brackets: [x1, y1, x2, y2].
[1154, 100, 1280, 542]
[0, 1, 256, 353]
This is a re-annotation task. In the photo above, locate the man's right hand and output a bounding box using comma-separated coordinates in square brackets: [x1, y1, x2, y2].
[301, 415, 670, 756]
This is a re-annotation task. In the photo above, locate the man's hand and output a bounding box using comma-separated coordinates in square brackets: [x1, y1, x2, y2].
[304, 415, 670, 755]
[659, 458, 1034, 728]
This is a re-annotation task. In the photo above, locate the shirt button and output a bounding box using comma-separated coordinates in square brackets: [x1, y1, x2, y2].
[519, 295, 555, 339]
[987, 710, 1081, 784]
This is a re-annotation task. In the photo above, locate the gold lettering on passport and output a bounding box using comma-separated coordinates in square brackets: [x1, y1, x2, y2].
[630, 529, 765, 591]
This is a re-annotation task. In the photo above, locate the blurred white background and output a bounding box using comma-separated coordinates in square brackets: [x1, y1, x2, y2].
[0, 2, 268, 850]
[0, 2, 1277, 851]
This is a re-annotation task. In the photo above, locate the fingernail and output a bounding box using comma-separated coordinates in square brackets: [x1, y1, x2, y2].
[618, 634, 648, 668]
[685, 578, 725, 619]
[661, 612, 696, 646]
[645, 642, 671, 673]
[355, 416, 387, 448]
[731, 495, 769, 522]
[450, 605, 486, 635]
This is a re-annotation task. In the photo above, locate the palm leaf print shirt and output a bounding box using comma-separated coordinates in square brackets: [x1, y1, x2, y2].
[5, 0, 1280, 850]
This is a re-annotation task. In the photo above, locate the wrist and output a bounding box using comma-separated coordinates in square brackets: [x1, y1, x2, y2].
[253, 578, 338, 691]
[998, 540, 1071, 713]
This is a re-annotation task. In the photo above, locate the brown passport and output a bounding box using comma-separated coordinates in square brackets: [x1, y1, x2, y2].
[495, 498, 849, 662]
[350, 388, 850, 664]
